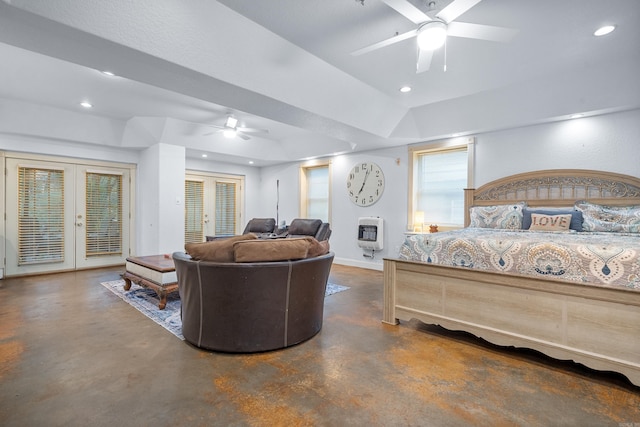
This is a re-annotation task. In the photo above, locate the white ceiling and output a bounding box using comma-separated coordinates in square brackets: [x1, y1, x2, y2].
[0, 0, 638, 166]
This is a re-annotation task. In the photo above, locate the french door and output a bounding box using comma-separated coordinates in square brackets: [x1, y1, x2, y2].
[5, 157, 132, 276]
[185, 172, 243, 243]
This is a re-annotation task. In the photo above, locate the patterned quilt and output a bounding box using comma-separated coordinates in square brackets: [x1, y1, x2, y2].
[398, 229, 640, 291]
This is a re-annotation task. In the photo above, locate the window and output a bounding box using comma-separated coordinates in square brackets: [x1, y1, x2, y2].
[17, 166, 65, 265]
[300, 162, 331, 222]
[215, 181, 237, 235]
[184, 173, 244, 243]
[184, 179, 204, 244]
[85, 171, 123, 256]
[409, 138, 474, 229]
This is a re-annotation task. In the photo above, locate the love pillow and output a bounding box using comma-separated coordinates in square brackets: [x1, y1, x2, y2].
[528, 213, 572, 231]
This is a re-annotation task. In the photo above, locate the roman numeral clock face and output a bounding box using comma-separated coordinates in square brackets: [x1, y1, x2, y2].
[347, 162, 385, 206]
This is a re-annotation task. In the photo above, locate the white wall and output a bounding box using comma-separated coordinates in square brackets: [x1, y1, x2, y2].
[253, 108, 640, 270]
[475, 109, 640, 186]
[260, 149, 409, 271]
[2, 108, 638, 272]
[136, 143, 186, 255]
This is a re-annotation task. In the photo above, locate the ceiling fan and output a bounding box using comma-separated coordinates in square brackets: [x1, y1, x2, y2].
[352, 0, 518, 73]
[204, 115, 269, 140]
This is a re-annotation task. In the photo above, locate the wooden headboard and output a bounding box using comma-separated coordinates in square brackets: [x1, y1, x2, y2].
[463, 169, 640, 226]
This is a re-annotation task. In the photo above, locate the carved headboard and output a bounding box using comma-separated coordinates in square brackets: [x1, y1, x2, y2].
[463, 169, 640, 226]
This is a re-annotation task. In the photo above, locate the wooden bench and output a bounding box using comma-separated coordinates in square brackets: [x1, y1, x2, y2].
[122, 254, 178, 309]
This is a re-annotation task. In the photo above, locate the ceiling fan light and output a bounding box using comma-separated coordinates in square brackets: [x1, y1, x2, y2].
[417, 21, 447, 50]
[225, 116, 238, 128]
[223, 129, 237, 138]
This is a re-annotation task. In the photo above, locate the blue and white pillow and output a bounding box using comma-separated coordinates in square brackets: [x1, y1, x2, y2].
[575, 201, 640, 233]
[469, 202, 526, 230]
[522, 207, 583, 232]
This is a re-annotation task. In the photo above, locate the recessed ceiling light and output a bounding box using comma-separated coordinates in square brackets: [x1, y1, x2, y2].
[201, 154, 208, 158]
[399, 86, 412, 93]
[80, 101, 93, 108]
[570, 114, 584, 119]
[249, 161, 254, 165]
[101, 70, 115, 76]
[594, 25, 615, 36]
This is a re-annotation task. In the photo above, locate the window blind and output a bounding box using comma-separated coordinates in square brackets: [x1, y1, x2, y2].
[185, 180, 204, 243]
[305, 166, 329, 222]
[415, 148, 467, 225]
[85, 172, 122, 256]
[18, 166, 65, 265]
[215, 181, 237, 235]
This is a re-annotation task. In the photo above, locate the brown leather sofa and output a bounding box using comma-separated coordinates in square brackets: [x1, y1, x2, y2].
[172, 251, 335, 353]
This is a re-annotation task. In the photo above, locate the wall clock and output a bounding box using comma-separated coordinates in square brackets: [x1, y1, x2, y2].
[347, 162, 385, 206]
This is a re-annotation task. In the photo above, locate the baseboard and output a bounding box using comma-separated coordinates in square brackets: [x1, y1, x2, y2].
[333, 257, 383, 271]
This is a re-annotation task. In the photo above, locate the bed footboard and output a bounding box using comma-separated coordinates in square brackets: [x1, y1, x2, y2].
[383, 258, 640, 387]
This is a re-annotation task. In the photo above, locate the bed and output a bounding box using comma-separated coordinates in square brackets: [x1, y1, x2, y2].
[383, 169, 640, 386]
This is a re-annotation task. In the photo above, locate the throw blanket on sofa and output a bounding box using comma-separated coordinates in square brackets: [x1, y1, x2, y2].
[399, 229, 640, 291]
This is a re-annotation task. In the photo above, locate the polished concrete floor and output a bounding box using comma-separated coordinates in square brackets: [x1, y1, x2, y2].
[0, 263, 639, 426]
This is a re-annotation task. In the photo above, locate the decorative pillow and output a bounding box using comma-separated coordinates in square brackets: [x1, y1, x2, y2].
[185, 233, 257, 262]
[522, 208, 583, 232]
[233, 238, 310, 262]
[469, 202, 526, 230]
[528, 213, 572, 231]
[575, 201, 640, 233]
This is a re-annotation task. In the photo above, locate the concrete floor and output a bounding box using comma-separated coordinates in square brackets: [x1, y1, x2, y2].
[0, 263, 638, 426]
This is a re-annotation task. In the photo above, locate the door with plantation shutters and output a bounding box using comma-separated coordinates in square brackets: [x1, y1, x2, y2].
[75, 166, 131, 269]
[185, 173, 243, 243]
[5, 157, 132, 276]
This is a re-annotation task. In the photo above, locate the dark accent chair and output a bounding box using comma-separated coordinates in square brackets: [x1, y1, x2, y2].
[172, 251, 335, 353]
[242, 217, 276, 235]
[286, 218, 332, 241]
[206, 218, 276, 241]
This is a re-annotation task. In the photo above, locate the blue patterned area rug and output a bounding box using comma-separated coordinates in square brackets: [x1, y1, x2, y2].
[100, 280, 349, 340]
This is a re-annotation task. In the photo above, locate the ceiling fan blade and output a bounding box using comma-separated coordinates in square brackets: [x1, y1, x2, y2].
[416, 48, 434, 73]
[237, 127, 269, 134]
[447, 22, 518, 43]
[237, 132, 251, 141]
[380, 0, 432, 24]
[351, 28, 417, 56]
[436, 0, 482, 23]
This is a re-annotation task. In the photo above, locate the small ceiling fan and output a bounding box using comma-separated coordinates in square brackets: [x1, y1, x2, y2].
[352, 0, 518, 73]
[204, 115, 269, 140]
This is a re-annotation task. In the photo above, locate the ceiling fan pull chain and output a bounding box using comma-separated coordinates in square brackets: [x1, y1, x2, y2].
[443, 38, 447, 72]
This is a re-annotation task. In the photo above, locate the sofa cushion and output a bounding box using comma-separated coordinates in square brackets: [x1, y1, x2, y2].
[233, 238, 310, 262]
[185, 233, 257, 262]
[307, 237, 330, 258]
